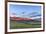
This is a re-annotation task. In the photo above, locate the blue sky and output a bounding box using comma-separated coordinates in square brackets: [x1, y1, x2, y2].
[9, 4, 41, 18]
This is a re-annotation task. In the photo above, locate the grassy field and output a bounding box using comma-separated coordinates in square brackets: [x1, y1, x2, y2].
[10, 20, 41, 29]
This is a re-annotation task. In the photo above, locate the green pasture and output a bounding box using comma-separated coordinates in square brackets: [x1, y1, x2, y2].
[10, 20, 41, 29]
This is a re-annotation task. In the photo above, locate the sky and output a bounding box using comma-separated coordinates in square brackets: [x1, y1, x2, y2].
[9, 4, 41, 18]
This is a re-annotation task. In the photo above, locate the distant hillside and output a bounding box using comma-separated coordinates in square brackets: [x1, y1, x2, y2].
[10, 17, 41, 22]
[10, 17, 32, 21]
